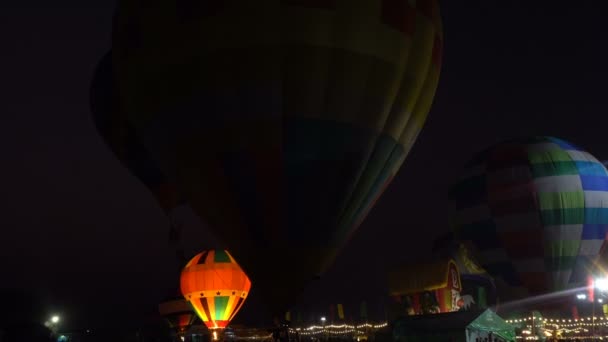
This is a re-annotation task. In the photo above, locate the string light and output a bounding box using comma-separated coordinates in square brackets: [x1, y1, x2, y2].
[506, 314, 608, 339]
[291, 322, 389, 336]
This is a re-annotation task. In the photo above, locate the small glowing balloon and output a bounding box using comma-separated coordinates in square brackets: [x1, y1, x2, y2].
[180, 250, 251, 330]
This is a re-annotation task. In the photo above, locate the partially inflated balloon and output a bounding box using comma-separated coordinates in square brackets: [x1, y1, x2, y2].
[113, 0, 443, 315]
[181, 250, 251, 330]
[450, 137, 608, 296]
[158, 297, 198, 336]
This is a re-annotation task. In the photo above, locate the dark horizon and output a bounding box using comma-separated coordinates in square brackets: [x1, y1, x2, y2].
[2, 0, 608, 331]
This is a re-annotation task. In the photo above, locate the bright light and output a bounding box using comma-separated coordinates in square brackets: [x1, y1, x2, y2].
[595, 278, 608, 291]
[213, 331, 218, 341]
[51, 316, 60, 324]
[577, 293, 588, 300]
[320, 317, 326, 322]
[599, 298, 604, 303]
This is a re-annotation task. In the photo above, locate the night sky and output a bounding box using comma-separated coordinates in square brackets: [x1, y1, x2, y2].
[2, 0, 608, 331]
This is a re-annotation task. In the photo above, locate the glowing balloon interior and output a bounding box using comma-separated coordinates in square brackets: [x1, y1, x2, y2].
[181, 250, 251, 330]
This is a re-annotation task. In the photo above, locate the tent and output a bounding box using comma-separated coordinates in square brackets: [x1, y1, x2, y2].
[392, 309, 515, 342]
[465, 309, 515, 342]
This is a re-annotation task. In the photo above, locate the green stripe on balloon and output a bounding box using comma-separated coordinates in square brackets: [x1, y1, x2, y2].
[527, 149, 572, 164]
[531, 162, 579, 178]
[214, 250, 231, 263]
[215, 296, 230, 321]
[537, 192, 584, 210]
[540, 208, 585, 225]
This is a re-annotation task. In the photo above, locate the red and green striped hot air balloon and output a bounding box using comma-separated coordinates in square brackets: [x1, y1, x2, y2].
[450, 137, 608, 302]
[112, 0, 443, 317]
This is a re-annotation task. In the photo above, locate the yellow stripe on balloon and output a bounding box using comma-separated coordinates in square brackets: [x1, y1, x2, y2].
[222, 295, 239, 321]
[192, 302, 209, 322]
[206, 297, 216, 323]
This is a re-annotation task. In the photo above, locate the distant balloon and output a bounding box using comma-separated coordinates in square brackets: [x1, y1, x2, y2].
[180, 250, 251, 330]
[450, 136, 608, 296]
[158, 297, 198, 337]
[112, 0, 443, 316]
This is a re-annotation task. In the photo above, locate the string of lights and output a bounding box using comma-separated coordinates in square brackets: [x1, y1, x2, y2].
[506, 315, 608, 328]
[506, 315, 608, 340]
[289, 322, 389, 336]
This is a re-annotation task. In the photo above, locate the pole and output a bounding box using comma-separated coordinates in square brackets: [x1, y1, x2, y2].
[531, 313, 535, 338]
[593, 288, 596, 341]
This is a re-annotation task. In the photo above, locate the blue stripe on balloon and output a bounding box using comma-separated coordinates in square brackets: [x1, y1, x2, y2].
[580, 175, 608, 191]
[583, 208, 608, 225]
[575, 161, 607, 176]
[580, 224, 608, 240]
[547, 137, 584, 151]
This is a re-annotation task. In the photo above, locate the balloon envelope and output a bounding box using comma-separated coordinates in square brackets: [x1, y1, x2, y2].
[180, 250, 251, 330]
[113, 0, 443, 315]
[450, 137, 608, 296]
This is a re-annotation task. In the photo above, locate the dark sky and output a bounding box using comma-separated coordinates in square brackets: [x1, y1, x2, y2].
[2, 0, 608, 330]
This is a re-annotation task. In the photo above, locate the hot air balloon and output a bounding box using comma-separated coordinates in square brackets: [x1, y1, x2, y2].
[158, 297, 198, 338]
[111, 0, 443, 317]
[180, 250, 251, 331]
[450, 137, 608, 300]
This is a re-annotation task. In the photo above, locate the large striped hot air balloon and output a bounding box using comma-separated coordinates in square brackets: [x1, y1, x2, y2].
[111, 0, 443, 316]
[180, 250, 251, 330]
[450, 137, 608, 298]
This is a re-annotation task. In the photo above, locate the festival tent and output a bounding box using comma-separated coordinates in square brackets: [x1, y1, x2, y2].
[392, 309, 515, 342]
[465, 309, 515, 342]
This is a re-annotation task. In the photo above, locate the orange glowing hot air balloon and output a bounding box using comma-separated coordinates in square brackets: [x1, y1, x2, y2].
[180, 250, 251, 330]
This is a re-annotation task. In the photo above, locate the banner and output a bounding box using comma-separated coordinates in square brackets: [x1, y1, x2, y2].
[360, 301, 368, 319]
[337, 304, 345, 320]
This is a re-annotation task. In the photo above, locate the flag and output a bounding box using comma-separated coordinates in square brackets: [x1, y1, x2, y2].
[337, 304, 344, 320]
[572, 306, 580, 320]
[360, 301, 368, 319]
[477, 287, 487, 309]
[285, 311, 291, 322]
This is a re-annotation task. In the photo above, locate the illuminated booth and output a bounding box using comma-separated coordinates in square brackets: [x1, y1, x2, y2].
[388, 259, 464, 318]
